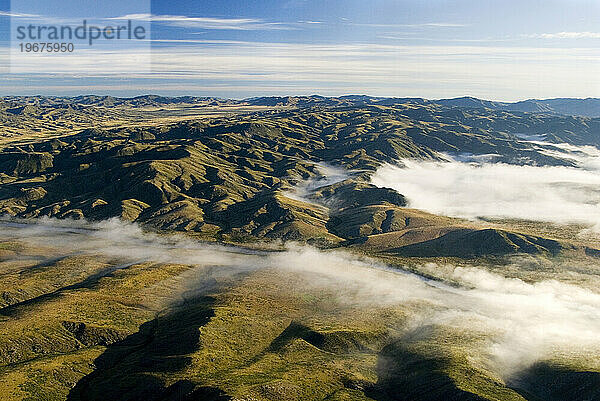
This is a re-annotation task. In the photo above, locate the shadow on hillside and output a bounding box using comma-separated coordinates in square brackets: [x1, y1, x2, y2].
[364, 340, 600, 401]
[509, 362, 600, 401]
[363, 340, 487, 401]
[67, 292, 230, 401]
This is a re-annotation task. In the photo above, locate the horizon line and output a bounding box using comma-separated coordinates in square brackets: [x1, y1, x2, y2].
[2, 93, 599, 103]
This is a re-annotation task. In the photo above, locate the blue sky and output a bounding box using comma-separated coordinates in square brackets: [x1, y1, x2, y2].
[0, 0, 599, 100]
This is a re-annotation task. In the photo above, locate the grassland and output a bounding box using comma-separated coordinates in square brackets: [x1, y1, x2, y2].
[1, 95, 600, 400]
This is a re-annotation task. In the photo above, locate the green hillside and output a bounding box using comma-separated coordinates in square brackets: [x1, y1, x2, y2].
[1, 97, 600, 401]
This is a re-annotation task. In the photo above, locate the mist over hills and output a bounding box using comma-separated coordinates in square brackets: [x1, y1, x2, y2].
[1, 95, 599, 257]
[2, 94, 600, 401]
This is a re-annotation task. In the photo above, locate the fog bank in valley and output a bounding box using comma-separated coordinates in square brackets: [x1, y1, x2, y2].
[371, 142, 600, 231]
[2, 218, 600, 380]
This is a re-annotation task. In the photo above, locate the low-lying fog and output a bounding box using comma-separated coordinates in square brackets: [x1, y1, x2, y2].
[2, 218, 600, 380]
[284, 162, 351, 204]
[371, 141, 600, 231]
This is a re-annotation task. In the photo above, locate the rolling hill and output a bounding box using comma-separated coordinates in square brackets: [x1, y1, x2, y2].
[1, 96, 600, 401]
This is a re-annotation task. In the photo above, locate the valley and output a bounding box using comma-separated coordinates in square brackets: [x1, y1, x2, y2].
[0, 95, 599, 400]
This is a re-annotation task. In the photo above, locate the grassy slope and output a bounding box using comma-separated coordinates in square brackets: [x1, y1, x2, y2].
[1, 236, 599, 401]
[1, 99, 600, 400]
[1, 102, 597, 257]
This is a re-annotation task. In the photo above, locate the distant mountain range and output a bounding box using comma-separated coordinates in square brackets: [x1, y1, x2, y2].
[3, 94, 600, 117]
[431, 96, 600, 118]
[246, 95, 600, 117]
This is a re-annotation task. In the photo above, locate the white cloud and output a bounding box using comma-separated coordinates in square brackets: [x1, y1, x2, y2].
[2, 42, 600, 100]
[371, 143, 600, 231]
[529, 31, 600, 39]
[0, 11, 40, 18]
[378, 35, 513, 43]
[3, 218, 600, 379]
[110, 13, 290, 30]
[410, 22, 468, 27]
[349, 22, 468, 28]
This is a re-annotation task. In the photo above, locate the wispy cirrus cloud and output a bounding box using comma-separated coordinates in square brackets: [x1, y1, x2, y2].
[3, 42, 599, 100]
[528, 31, 600, 39]
[0, 11, 40, 18]
[110, 13, 291, 30]
[404, 22, 467, 27]
[348, 22, 468, 28]
[378, 34, 513, 43]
